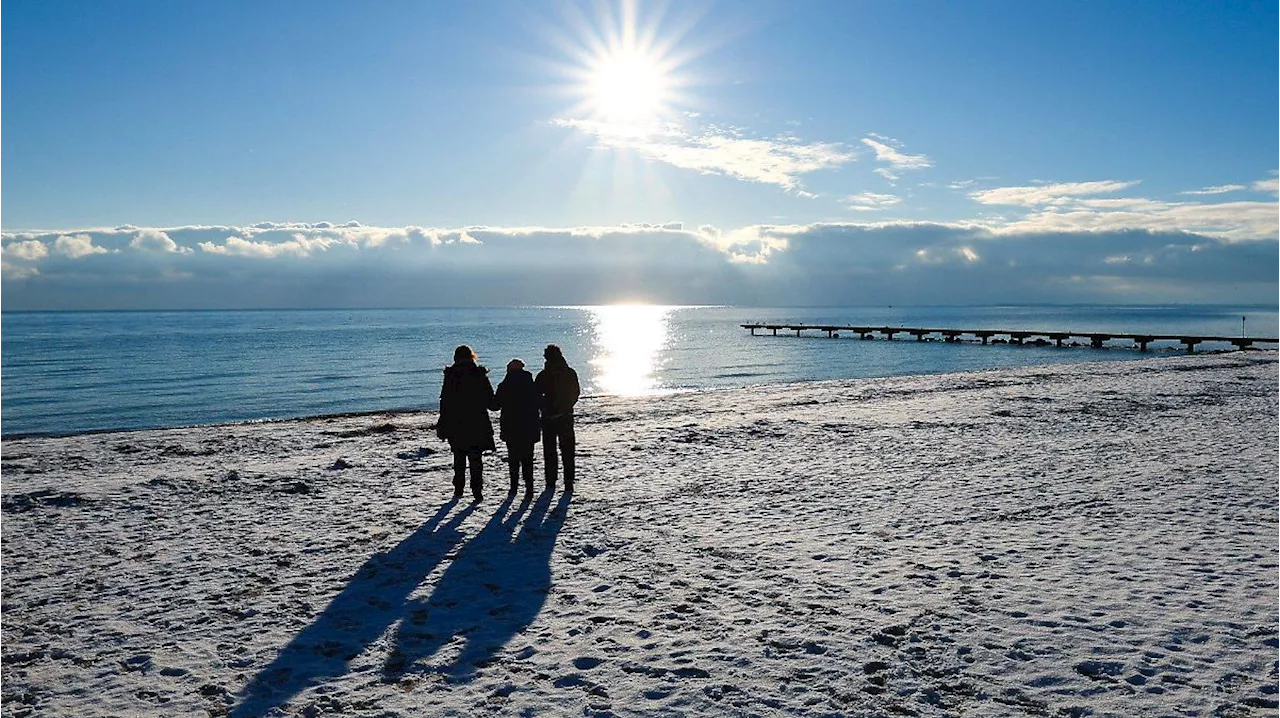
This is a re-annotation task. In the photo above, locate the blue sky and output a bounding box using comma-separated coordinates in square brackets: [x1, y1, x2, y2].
[2, 0, 1277, 308]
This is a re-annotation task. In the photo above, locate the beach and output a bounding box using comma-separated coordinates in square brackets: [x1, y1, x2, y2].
[2, 351, 1277, 717]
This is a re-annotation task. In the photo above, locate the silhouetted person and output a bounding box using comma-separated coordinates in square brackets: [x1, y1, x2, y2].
[535, 344, 580, 491]
[495, 358, 541, 497]
[437, 345, 496, 501]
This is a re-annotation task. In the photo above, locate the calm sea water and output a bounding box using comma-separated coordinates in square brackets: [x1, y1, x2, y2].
[2, 305, 1275, 437]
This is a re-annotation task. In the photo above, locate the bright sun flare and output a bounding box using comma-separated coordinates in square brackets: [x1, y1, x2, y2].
[588, 49, 668, 124]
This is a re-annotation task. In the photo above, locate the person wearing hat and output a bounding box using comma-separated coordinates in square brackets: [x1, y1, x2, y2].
[437, 344, 497, 501]
[535, 344, 580, 491]
[494, 357, 541, 497]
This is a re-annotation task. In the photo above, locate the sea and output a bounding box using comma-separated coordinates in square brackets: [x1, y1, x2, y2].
[2, 305, 1275, 437]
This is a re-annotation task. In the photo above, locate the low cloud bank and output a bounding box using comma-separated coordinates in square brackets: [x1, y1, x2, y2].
[2, 219, 1275, 309]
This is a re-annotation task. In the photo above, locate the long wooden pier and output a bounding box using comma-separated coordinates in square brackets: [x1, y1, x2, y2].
[741, 323, 1279, 352]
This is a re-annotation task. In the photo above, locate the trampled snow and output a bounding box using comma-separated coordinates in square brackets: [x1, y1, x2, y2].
[2, 352, 1277, 716]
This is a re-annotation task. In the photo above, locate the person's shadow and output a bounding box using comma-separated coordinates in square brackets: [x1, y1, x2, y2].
[232, 491, 570, 717]
[384, 489, 569, 681]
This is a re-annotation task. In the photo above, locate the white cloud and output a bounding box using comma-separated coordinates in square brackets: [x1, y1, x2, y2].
[861, 137, 932, 171]
[2, 239, 49, 261]
[845, 192, 902, 211]
[993, 199, 1278, 242]
[1180, 184, 1247, 196]
[55, 234, 110, 259]
[1253, 176, 1279, 194]
[555, 118, 853, 192]
[2, 219, 1275, 307]
[130, 229, 191, 253]
[1, 262, 40, 279]
[971, 180, 1141, 207]
[199, 234, 341, 258]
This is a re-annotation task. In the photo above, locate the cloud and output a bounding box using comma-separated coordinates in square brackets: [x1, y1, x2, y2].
[1253, 175, 1279, 194]
[1, 219, 1275, 309]
[861, 136, 932, 185]
[555, 118, 853, 192]
[2, 239, 49, 261]
[971, 180, 1141, 207]
[199, 234, 341, 258]
[968, 178, 1277, 242]
[1180, 184, 1247, 196]
[1, 262, 40, 280]
[995, 199, 1279, 242]
[844, 192, 902, 211]
[55, 234, 110, 259]
[130, 229, 191, 254]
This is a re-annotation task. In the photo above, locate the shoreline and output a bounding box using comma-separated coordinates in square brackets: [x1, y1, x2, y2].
[3, 351, 1277, 717]
[2, 348, 1270, 442]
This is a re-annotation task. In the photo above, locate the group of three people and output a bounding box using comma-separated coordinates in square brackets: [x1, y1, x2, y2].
[437, 343, 580, 501]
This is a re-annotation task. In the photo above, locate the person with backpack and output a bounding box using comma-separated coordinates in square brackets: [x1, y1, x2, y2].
[437, 345, 497, 501]
[494, 358, 541, 497]
[535, 344, 580, 491]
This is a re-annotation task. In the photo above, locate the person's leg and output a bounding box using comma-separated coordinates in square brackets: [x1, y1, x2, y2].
[506, 442, 520, 494]
[520, 447, 534, 495]
[562, 422, 576, 489]
[542, 424, 558, 488]
[451, 450, 466, 498]
[468, 450, 483, 500]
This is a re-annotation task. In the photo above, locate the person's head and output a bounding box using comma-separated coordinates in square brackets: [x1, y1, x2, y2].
[506, 358, 525, 372]
[453, 345, 477, 364]
[543, 344, 564, 362]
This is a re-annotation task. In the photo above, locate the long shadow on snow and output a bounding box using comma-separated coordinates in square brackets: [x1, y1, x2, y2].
[384, 489, 570, 681]
[232, 492, 568, 716]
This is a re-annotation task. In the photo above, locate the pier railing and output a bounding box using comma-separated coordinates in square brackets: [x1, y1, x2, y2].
[740, 323, 1279, 352]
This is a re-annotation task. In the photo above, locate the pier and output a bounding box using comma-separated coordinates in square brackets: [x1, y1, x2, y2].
[741, 323, 1279, 352]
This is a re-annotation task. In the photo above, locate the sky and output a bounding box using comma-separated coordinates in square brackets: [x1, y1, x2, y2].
[2, 0, 1277, 309]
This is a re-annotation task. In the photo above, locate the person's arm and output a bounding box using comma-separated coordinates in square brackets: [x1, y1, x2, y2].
[569, 369, 581, 407]
[437, 372, 453, 439]
[485, 375, 498, 411]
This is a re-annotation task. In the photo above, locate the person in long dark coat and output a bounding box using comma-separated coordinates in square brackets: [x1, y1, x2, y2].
[494, 358, 541, 497]
[535, 344, 580, 491]
[437, 345, 497, 501]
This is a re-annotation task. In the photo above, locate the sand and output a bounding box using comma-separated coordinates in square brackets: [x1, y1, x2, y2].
[2, 352, 1277, 717]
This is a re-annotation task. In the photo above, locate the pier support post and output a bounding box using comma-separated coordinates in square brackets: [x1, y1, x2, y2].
[771, 328, 777, 336]
[1181, 339, 1201, 353]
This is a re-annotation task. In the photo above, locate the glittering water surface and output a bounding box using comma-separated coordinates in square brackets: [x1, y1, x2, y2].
[2, 305, 1274, 435]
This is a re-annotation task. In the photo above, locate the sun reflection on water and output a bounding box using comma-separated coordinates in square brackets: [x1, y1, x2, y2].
[587, 304, 672, 396]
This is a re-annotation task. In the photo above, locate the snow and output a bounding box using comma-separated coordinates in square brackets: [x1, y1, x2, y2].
[2, 352, 1277, 717]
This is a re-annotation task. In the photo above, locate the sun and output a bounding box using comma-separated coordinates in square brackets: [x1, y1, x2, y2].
[547, 0, 696, 133]
[587, 48, 670, 125]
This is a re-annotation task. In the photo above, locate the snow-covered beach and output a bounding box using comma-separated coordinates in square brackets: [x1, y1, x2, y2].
[2, 352, 1276, 717]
